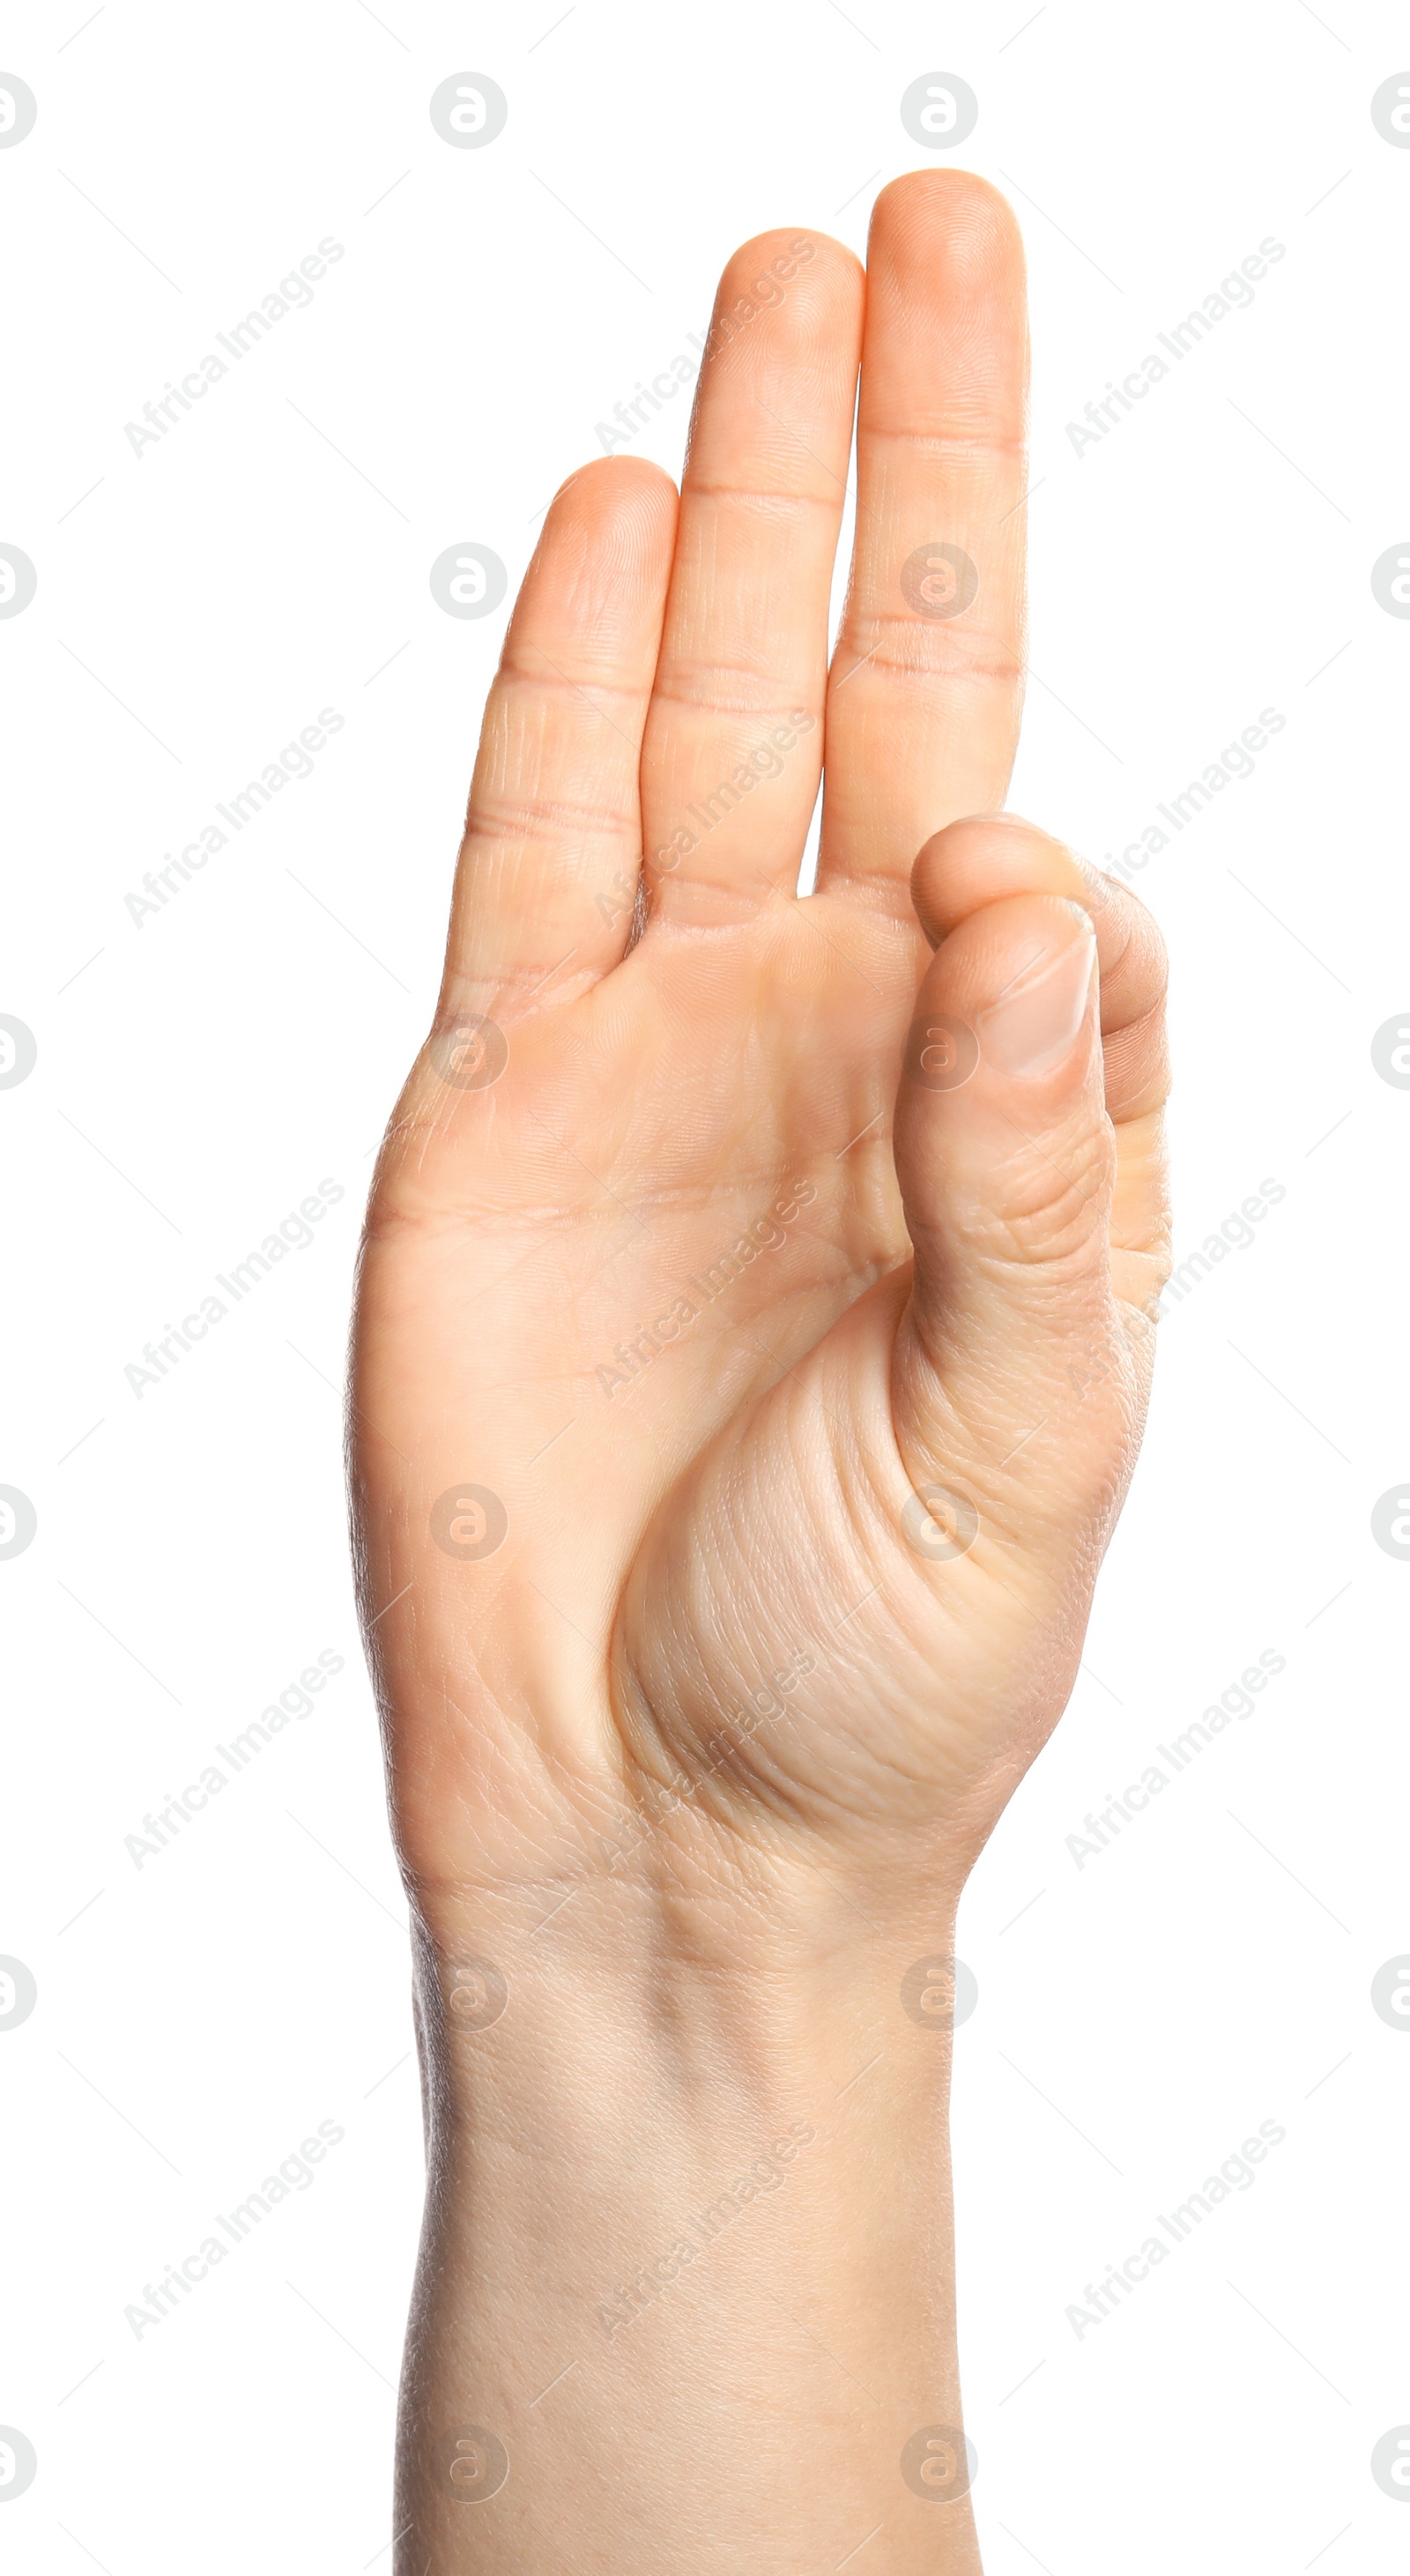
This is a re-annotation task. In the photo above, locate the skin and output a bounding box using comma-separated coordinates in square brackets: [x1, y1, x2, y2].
[352, 170, 1170, 2572]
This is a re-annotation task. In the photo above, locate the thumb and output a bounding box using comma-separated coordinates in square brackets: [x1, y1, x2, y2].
[890, 816, 1132, 1542]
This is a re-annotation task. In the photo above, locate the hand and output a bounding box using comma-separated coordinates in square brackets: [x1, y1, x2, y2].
[352, 170, 1169, 2572]
[353, 172, 1169, 1915]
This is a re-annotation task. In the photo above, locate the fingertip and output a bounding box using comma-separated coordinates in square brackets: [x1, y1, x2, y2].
[902, 889, 1098, 1104]
[703, 226, 866, 384]
[910, 813, 1087, 947]
[549, 452, 679, 529]
[870, 168, 1023, 274]
[717, 225, 865, 293]
[860, 169, 1028, 445]
[523, 456, 679, 623]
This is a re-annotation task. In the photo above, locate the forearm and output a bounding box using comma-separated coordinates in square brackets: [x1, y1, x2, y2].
[395, 1865, 981, 2572]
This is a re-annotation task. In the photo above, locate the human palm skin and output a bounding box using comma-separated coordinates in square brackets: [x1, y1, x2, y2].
[352, 172, 1169, 2572]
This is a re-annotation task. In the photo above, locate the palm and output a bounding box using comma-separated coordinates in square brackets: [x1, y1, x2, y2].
[352, 176, 1169, 1910]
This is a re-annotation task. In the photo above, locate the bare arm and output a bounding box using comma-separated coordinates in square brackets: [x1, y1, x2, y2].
[351, 169, 1170, 2571]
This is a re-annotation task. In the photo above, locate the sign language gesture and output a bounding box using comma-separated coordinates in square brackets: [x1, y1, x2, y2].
[352, 171, 1169, 2572]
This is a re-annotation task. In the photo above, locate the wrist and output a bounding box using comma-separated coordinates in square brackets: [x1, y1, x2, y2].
[408, 1813, 972, 2120]
[396, 1860, 980, 2572]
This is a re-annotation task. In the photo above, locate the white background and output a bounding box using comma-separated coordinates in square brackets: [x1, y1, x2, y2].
[3, 1, 1407, 2567]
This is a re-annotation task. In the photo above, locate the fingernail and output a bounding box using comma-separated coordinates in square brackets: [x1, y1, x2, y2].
[977, 927, 1096, 1079]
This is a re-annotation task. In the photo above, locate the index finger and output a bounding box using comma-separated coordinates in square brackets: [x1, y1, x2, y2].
[911, 813, 1169, 1125]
